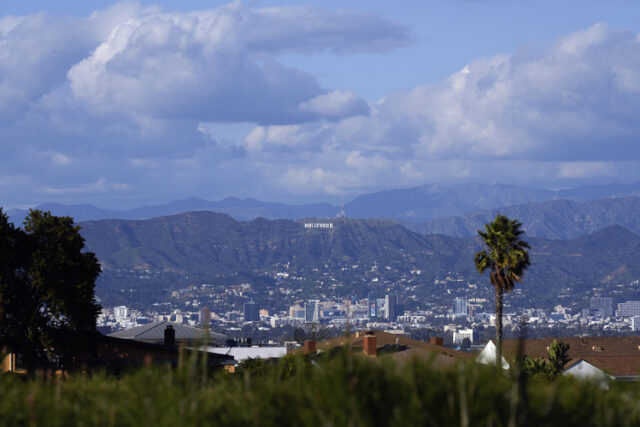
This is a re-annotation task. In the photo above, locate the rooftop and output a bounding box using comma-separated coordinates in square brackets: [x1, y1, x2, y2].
[109, 320, 226, 345]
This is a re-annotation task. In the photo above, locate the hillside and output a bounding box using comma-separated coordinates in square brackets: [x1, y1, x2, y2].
[344, 183, 555, 221]
[79, 212, 640, 311]
[8, 197, 338, 224]
[80, 212, 473, 275]
[411, 196, 640, 239]
[11, 180, 640, 226]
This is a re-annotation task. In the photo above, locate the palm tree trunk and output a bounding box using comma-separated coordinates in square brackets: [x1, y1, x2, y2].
[495, 285, 503, 367]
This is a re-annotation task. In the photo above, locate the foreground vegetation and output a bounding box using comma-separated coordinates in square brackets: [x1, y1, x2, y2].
[2, 351, 640, 427]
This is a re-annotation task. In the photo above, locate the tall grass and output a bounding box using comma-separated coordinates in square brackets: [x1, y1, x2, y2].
[1, 350, 639, 426]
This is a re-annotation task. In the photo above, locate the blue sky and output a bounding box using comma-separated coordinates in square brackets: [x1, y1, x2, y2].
[2, 1, 640, 209]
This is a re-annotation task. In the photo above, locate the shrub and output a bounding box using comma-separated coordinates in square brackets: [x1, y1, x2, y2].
[1, 351, 639, 426]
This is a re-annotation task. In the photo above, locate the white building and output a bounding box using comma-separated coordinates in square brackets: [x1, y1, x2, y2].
[453, 328, 475, 345]
[616, 301, 640, 317]
[114, 306, 128, 321]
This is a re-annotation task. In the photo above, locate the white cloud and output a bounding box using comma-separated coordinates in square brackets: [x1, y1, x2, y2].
[2, 6, 640, 207]
[245, 24, 640, 195]
[557, 162, 616, 179]
[0, 2, 411, 207]
[65, 2, 403, 124]
[298, 90, 369, 119]
[43, 178, 131, 195]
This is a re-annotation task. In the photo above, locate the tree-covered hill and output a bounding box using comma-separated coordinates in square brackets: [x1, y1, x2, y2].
[80, 212, 475, 275]
[79, 212, 640, 310]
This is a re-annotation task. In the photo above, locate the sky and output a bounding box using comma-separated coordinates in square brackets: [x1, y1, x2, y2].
[2, 1, 640, 209]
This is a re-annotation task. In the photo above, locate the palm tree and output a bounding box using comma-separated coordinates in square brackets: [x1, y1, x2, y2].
[475, 215, 530, 367]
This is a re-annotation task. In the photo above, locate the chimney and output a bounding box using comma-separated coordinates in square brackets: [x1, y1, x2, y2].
[363, 334, 377, 358]
[304, 340, 316, 354]
[164, 325, 176, 347]
[430, 337, 443, 346]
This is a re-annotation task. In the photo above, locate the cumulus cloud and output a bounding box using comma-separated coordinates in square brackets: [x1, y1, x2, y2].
[0, 2, 410, 206]
[43, 178, 131, 195]
[2, 6, 640, 207]
[66, 2, 401, 124]
[1, 1, 404, 129]
[246, 24, 640, 195]
[298, 90, 369, 119]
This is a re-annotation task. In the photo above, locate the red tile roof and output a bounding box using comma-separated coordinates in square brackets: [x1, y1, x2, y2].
[498, 336, 640, 377]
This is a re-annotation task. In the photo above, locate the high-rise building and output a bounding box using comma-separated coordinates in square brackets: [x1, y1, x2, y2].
[199, 307, 211, 326]
[114, 306, 128, 321]
[376, 298, 386, 317]
[617, 301, 640, 317]
[454, 298, 468, 315]
[590, 297, 613, 317]
[385, 294, 398, 321]
[243, 302, 260, 322]
[367, 292, 378, 319]
[304, 300, 320, 323]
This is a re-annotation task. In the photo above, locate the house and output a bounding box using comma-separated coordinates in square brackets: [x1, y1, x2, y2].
[88, 334, 235, 374]
[477, 336, 640, 381]
[1, 351, 23, 374]
[292, 330, 473, 366]
[108, 320, 226, 346]
[1, 324, 233, 374]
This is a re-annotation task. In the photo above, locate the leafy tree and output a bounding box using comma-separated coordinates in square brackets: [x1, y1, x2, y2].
[475, 215, 530, 367]
[522, 356, 549, 377]
[548, 339, 571, 376]
[522, 340, 571, 379]
[0, 209, 101, 372]
[0, 210, 35, 368]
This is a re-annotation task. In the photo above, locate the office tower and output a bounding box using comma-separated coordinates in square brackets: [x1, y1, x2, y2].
[199, 307, 211, 326]
[243, 302, 260, 322]
[590, 297, 613, 317]
[385, 294, 398, 321]
[368, 292, 377, 319]
[305, 300, 320, 323]
[114, 306, 128, 321]
[616, 301, 640, 317]
[454, 297, 468, 315]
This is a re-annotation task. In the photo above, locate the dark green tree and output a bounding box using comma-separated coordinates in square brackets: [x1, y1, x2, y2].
[548, 339, 571, 376]
[522, 340, 571, 379]
[0, 209, 101, 372]
[0, 210, 37, 368]
[475, 215, 530, 367]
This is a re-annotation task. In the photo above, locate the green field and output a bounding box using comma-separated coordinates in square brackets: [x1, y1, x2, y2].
[1, 351, 639, 427]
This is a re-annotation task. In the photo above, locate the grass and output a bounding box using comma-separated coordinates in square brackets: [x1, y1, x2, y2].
[1, 350, 640, 426]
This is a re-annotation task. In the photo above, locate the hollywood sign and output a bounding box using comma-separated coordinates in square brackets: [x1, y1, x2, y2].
[304, 222, 334, 229]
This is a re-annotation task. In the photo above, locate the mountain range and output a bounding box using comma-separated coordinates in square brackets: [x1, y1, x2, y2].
[79, 212, 462, 274]
[8, 181, 640, 227]
[6, 197, 337, 225]
[80, 212, 640, 307]
[411, 196, 640, 239]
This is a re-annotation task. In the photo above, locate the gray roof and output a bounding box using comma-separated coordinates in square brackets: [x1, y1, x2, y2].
[109, 320, 226, 345]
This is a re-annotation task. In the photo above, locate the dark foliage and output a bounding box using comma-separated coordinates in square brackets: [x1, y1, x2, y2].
[1, 352, 639, 426]
[0, 208, 101, 372]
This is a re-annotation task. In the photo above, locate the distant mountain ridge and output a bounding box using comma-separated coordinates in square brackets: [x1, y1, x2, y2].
[79, 212, 469, 274]
[7, 180, 640, 227]
[79, 212, 640, 310]
[412, 196, 640, 239]
[7, 197, 338, 225]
